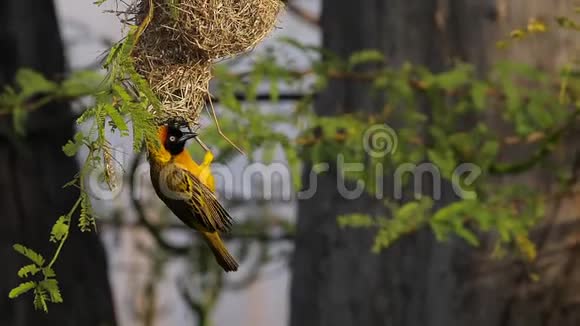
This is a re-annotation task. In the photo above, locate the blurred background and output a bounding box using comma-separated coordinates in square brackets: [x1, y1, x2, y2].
[0, 1, 579, 326]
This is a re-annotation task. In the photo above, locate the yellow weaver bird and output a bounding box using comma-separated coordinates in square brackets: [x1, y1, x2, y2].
[146, 123, 238, 272]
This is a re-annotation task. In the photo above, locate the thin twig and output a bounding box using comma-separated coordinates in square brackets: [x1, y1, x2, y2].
[206, 92, 246, 155]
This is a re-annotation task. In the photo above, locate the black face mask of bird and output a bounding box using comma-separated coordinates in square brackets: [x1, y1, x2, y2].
[164, 124, 198, 155]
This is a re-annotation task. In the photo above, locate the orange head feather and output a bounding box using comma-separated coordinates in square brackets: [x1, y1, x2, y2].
[157, 125, 169, 144]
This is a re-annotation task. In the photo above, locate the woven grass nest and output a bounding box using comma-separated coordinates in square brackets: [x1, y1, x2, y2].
[132, 0, 284, 125]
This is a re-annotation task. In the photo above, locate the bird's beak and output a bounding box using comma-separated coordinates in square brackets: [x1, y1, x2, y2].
[178, 131, 198, 143]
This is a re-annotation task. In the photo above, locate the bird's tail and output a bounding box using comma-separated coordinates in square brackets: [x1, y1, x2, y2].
[202, 231, 239, 272]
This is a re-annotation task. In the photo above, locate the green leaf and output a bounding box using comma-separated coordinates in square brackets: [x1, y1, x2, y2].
[478, 140, 500, 170]
[247, 71, 262, 101]
[111, 83, 133, 103]
[0, 86, 18, 112]
[104, 103, 129, 135]
[12, 105, 27, 136]
[555, 16, 580, 30]
[510, 29, 526, 39]
[269, 81, 280, 103]
[427, 149, 456, 178]
[50, 216, 69, 243]
[527, 93, 554, 129]
[15, 69, 57, 98]
[42, 267, 56, 278]
[219, 87, 243, 112]
[79, 192, 96, 232]
[371, 199, 433, 252]
[448, 132, 475, 158]
[454, 223, 480, 246]
[129, 105, 157, 152]
[121, 49, 162, 110]
[33, 287, 48, 312]
[338, 213, 376, 228]
[17, 264, 40, 278]
[62, 131, 85, 157]
[13, 244, 45, 266]
[434, 64, 473, 91]
[348, 49, 385, 68]
[39, 279, 63, 303]
[430, 201, 475, 241]
[9, 281, 37, 299]
[471, 81, 488, 110]
[262, 142, 277, 164]
[285, 147, 302, 191]
[60, 70, 105, 97]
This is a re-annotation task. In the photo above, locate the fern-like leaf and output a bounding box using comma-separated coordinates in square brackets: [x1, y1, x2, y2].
[129, 105, 157, 152]
[62, 131, 85, 157]
[13, 244, 45, 266]
[42, 267, 57, 278]
[8, 281, 37, 299]
[17, 264, 40, 278]
[39, 279, 63, 304]
[15, 69, 58, 98]
[50, 215, 69, 243]
[79, 192, 96, 232]
[104, 102, 129, 135]
[33, 287, 48, 312]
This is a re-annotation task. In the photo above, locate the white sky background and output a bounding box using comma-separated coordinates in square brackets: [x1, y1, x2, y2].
[53, 1, 321, 326]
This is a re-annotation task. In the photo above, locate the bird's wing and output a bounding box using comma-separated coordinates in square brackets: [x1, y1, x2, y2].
[163, 165, 233, 233]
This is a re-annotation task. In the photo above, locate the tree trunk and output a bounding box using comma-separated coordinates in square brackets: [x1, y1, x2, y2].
[0, 1, 117, 325]
[290, 1, 579, 326]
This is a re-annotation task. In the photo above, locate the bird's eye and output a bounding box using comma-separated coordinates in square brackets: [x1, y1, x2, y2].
[169, 136, 177, 142]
